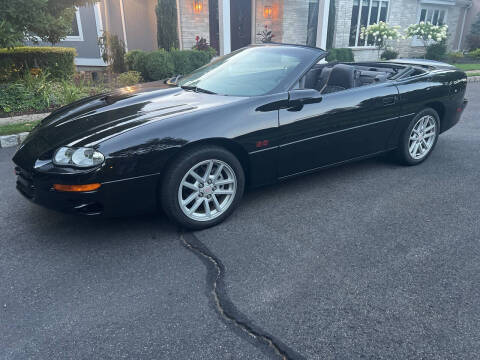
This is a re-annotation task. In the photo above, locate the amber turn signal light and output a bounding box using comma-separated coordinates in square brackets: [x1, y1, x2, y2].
[53, 183, 101, 192]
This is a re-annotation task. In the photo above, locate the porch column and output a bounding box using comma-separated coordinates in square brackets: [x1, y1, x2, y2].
[316, 0, 330, 49]
[219, 0, 231, 55]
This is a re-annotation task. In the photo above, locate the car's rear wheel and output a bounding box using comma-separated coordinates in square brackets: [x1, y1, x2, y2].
[396, 108, 440, 165]
[160, 145, 245, 230]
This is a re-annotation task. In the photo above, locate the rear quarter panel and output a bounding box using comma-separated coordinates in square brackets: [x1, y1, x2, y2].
[388, 68, 467, 148]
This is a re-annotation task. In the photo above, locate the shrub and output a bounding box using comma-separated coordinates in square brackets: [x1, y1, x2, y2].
[425, 40, 447, 61]
[145, 49, 175, 80]
[447, 51, 464, 63]
[326, 48, 354, 62]
[0, 46, 75, 81]
[468, 48, 480, 59]
[125, 50, 149, 79]
[117, 71, 142, 87]
[381, 48, 399, 60]
[0, 72, 109, 115]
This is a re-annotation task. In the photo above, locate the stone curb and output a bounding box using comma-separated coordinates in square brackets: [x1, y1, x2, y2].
[467, 76, 480, 83]
[0, 132, 29, 148]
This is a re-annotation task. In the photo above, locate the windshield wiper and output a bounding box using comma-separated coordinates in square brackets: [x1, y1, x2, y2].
[181, 85, 216, 95]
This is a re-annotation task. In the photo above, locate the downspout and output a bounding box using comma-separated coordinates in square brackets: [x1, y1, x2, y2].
[119, 0, 129, 51]
[457, 3, 472, 51]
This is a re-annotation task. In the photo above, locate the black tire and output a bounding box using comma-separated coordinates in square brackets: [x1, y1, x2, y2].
[395, 108, 440, 166]
[160, 145, 245, 230]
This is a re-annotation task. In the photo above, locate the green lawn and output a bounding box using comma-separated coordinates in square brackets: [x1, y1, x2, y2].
[0, 121, 39, 136]
[454, 63, 480, 71]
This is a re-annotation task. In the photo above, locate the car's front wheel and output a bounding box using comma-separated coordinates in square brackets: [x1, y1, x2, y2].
[161, 145, 245, 230]
[396, 108, 440, 165]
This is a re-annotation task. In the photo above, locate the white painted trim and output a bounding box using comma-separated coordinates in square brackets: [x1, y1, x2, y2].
[94, 2, 104, 38]
[219, 0, 231, 55]
[62, 8, 84, 42]
[457, 4, 472, 51]
[318, 0, 330, 49]
[74, 57, 107, 66]
[119, 0, 129, 51]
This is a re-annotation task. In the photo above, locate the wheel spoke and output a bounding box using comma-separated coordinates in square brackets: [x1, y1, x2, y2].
[409, 141, 417, 153]
[213, 164, 224, 180]
[212, 194, 221, 211]
[189, 198, 203, 214]
[182, 181, 198, 191]
[189, 170, 204, 183]
[214, 189, 234, 195]
[182, 192, 197, 206]
[424, 132, 435, 139]
[203, 160, 213, 181]
[413, 142, 420, 156]
[204, 199, 211, 217]
[215, 179, 234, 186]
[421, 139, 428, 148]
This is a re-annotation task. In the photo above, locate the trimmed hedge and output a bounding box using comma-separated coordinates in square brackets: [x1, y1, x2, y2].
[126, 48, 216, 81]
[0, 46, 76, 81]
[326, 48, 354, 62]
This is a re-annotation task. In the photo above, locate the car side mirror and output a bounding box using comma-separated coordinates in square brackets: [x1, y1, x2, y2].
[288, 89, 323, 111]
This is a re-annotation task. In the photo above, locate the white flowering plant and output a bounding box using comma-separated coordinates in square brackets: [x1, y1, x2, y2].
[360, 22, 402, 59]
[405, 22, 448, 51]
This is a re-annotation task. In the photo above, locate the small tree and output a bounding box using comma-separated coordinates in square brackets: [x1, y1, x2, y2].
[156, 0, 179, 50]
[405, 22, 448, 58]
[360, 22, 401, 59]
[0, 0, 96, 49]
[98, 31, 126, 73]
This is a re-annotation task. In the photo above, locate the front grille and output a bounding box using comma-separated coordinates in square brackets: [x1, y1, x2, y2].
[15, 166, 35, 199]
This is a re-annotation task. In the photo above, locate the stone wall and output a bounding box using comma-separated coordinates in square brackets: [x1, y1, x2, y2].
[254, 0, 284, 44]
[281, 0, 311, 45]
[332, 0, 464, 61]
[178, 0, 210, 50]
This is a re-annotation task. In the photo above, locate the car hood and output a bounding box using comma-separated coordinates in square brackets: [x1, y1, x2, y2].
[13, 82, 244, 169]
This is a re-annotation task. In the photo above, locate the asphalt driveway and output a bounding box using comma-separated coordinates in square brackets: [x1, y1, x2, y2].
[1, 84, 479, 359]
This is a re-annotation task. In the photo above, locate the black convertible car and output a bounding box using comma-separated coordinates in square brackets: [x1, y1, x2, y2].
[13, 44, 468, 229]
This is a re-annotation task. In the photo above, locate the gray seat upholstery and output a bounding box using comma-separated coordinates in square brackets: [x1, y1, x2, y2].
[322, 64, 356, 94]
[304, 68, 323, 89]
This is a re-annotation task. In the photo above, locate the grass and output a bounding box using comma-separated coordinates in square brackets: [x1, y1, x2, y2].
[467, 72, 480, 77]
[454, 63, 480, 71]
[0, 120, 40, 136]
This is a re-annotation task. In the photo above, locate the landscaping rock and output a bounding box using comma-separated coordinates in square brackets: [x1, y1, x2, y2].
[0, 135, 19, 148]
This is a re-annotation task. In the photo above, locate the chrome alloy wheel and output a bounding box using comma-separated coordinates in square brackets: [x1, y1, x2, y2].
[408, 115, 437, 160]
[178, 159, 237, 221]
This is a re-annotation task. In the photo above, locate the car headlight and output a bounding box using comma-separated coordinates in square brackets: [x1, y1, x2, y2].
[53, 147, 105, 168]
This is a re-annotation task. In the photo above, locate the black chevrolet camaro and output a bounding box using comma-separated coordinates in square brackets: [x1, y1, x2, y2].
[13, 44, 468, 229]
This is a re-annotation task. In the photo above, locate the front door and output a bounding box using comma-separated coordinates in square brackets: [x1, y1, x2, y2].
[278, 83, 400, 177]
[230, 0, 251, 51]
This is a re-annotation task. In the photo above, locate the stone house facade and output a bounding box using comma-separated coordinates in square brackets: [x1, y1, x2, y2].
[31, 0, 479, 68]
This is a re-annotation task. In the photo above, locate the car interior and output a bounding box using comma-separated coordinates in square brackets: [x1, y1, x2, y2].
[299, 62, 422, 94]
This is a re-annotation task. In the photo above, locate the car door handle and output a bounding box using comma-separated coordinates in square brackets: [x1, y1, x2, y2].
[383, 96, 396, 106]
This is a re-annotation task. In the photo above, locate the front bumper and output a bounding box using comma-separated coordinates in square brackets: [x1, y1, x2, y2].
[15, 166, 160, 217]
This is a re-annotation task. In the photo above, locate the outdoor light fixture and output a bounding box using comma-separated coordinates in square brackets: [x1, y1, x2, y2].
[263, 6, 272, 19]
[194, 0, 203, 13]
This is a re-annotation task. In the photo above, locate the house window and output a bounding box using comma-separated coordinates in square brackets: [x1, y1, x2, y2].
[63, 8, 84, 41]
[419, 7, 447, 26]
[349, 0, 389, 47]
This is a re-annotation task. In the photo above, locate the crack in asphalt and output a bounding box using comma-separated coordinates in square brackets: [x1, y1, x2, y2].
[180, 230, 306, 360]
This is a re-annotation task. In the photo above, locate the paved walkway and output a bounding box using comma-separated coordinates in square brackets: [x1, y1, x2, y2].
[0, 113, 50, 126]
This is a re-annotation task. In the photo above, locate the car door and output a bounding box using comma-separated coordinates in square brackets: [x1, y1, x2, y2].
[278, 82, 400, 177]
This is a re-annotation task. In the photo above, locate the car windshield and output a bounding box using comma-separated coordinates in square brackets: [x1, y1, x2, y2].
[178, 46, 324, 97]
